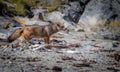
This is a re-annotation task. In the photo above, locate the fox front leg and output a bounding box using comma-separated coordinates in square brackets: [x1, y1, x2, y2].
[20, 36, 30, 48]
[44, 37, 50, 44]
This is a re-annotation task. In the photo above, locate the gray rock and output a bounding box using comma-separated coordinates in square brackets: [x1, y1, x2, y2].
[0, 16, 22, 29]
[39, 0, 61, 5]
[2, 1, 15, 8]
[0, 27, 9, 40]
[78, 0, 120, 40]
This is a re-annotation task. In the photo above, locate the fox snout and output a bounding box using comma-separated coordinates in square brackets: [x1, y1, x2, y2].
[61, 27, 66, 31]
[57, 23, 66, 30]
[60, 25, 67, 30]
[63, 26, 67, 30]
[60, 22, 68, 30]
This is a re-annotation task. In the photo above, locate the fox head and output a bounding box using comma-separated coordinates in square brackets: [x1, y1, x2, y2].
[56, 22, 66, 30]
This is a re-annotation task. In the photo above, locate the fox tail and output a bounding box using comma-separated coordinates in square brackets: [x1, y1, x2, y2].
[8, 28, 24, 43]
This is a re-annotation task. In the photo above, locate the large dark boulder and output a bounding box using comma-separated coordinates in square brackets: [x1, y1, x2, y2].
[62, 0, 90, 23]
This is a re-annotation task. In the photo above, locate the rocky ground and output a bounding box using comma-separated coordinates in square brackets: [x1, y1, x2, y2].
[0, 0, 120, 72]
[0, 30, 120, 72]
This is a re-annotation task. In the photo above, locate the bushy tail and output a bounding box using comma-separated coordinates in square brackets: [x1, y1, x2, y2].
[8, 28, 24, 43]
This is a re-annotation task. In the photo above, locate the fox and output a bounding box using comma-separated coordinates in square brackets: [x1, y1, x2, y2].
[7, 22, 66, 44]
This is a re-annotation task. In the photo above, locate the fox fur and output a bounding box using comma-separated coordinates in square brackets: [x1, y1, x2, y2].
[8, 22, 65, 44]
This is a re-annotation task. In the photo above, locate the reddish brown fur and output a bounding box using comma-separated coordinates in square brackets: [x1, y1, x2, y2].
[8, 22, 65, 44]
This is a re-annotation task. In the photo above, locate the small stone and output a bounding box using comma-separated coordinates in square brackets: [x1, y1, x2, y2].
[77, 29, 85, 32]
[112, 43, 118, 47]
[112, 42, 119, 48]
[52, 66, 62, 72]
[107, 67, 120, 72]
[114, 54, 120, 61]
[62, 56, 76, 61]
[73, 63, 92, 67]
